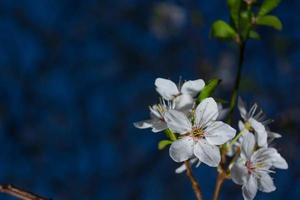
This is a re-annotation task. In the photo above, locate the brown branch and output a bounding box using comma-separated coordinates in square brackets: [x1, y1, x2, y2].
[0, 184, 50, 200]
[184, 161, 203, 200]
[212, 146, 241, 200]
[212, 145, 228, 200]
[212, 172, 226, 200]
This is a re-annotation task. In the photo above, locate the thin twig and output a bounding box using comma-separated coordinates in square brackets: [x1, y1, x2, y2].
[184, 161, 203, 200]
[212, 145, 227, 200]
[0, 184, 49, 200]
[212, 172, 226, 200]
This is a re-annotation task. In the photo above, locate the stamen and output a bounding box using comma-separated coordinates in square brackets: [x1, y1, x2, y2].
[191, 127, 205, 139]
[246, 160, 256, 174]
[248, 104, 258, 118]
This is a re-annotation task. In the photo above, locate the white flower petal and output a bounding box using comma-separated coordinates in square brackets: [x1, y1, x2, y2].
[175, 158, 198, 174]
[241, 132, 255, 160]
[195, 160, 201, 167]
[249, 118, 267, 147]
[193, 139, 220, 167]
[251, 148, 276, 169]
[133, 120, 153, 129]
[238, 97, 247, 120]
[164, 110, 192, 134]
[155, 78, 179, 100]
[268, 131, 282, 139]
[269, 149, 288, 169]
[231, 161, 248, 185]
[181, 79, 205, 97]
[174, 94, 194, 111]
[175, 163, 187, 174]
[242, 175, 258, 200]
[217, 104, 229, 120]
[195, 97, 219, 127]
[149, 105, 162, 119]
[151, 120, 168, 133]
[205, 121, 236, 145]
[258, 173, 276, 193]
[238, 120, 245, 131]
[169, 136, 194, 162]
[267, 131, 282, 144]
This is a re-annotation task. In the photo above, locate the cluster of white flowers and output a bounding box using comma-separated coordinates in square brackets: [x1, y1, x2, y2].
[230, 98, 288, 200]
[134, 77, 288, 200]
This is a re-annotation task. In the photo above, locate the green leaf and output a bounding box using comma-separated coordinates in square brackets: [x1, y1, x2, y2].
[158, 140, 172, 150]
[227, 0, 242, 29]
[164, 129, 177, 141]
[258, 0, 281, 17]
[196, 79, 221, 104]
[210, 20, 237, 40]
[249, 30, 261, 39]
[256, 15, 282, 30]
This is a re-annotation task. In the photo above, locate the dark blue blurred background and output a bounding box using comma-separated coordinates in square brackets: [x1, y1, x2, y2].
[0, 0, 299, 199]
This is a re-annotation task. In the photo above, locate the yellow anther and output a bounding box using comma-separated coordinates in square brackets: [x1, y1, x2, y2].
[192, 128, 205, 138]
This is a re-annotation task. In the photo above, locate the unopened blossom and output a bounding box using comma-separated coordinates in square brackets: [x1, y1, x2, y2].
[155, 78, 205, 110]
[164, 97, 236, 167]
[231, 133, 288, 200]
[238, 97, 272, 147]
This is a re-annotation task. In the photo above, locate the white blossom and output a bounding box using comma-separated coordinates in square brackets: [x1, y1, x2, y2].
[155, 78, 205, 111]
[238, 97, 275, 147]
[134, 78, 205, 133]
[165, 97, 236, 167]
[231, 133, 288, 200]
[134, 99, 174, 133]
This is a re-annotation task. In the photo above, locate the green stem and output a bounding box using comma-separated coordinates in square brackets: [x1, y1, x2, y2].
[164, 129, 177, 141]
[227, 41, 246, 124]
[229, 129, 246, 147]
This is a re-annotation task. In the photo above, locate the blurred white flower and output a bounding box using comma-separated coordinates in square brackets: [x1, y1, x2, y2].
[165, 98, 236, 167]
[155, 78, 205, 111]
[150, 2, 187, 39]
[231, 133, 288, 200]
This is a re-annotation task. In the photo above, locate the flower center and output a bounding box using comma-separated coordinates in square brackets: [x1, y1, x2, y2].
[245, 160, 256, 174]
[191, 127, 205, 139]
[244, 121, 254, 132]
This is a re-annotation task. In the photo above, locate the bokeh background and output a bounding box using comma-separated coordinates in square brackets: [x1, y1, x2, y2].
[0, 0, 299, 199]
